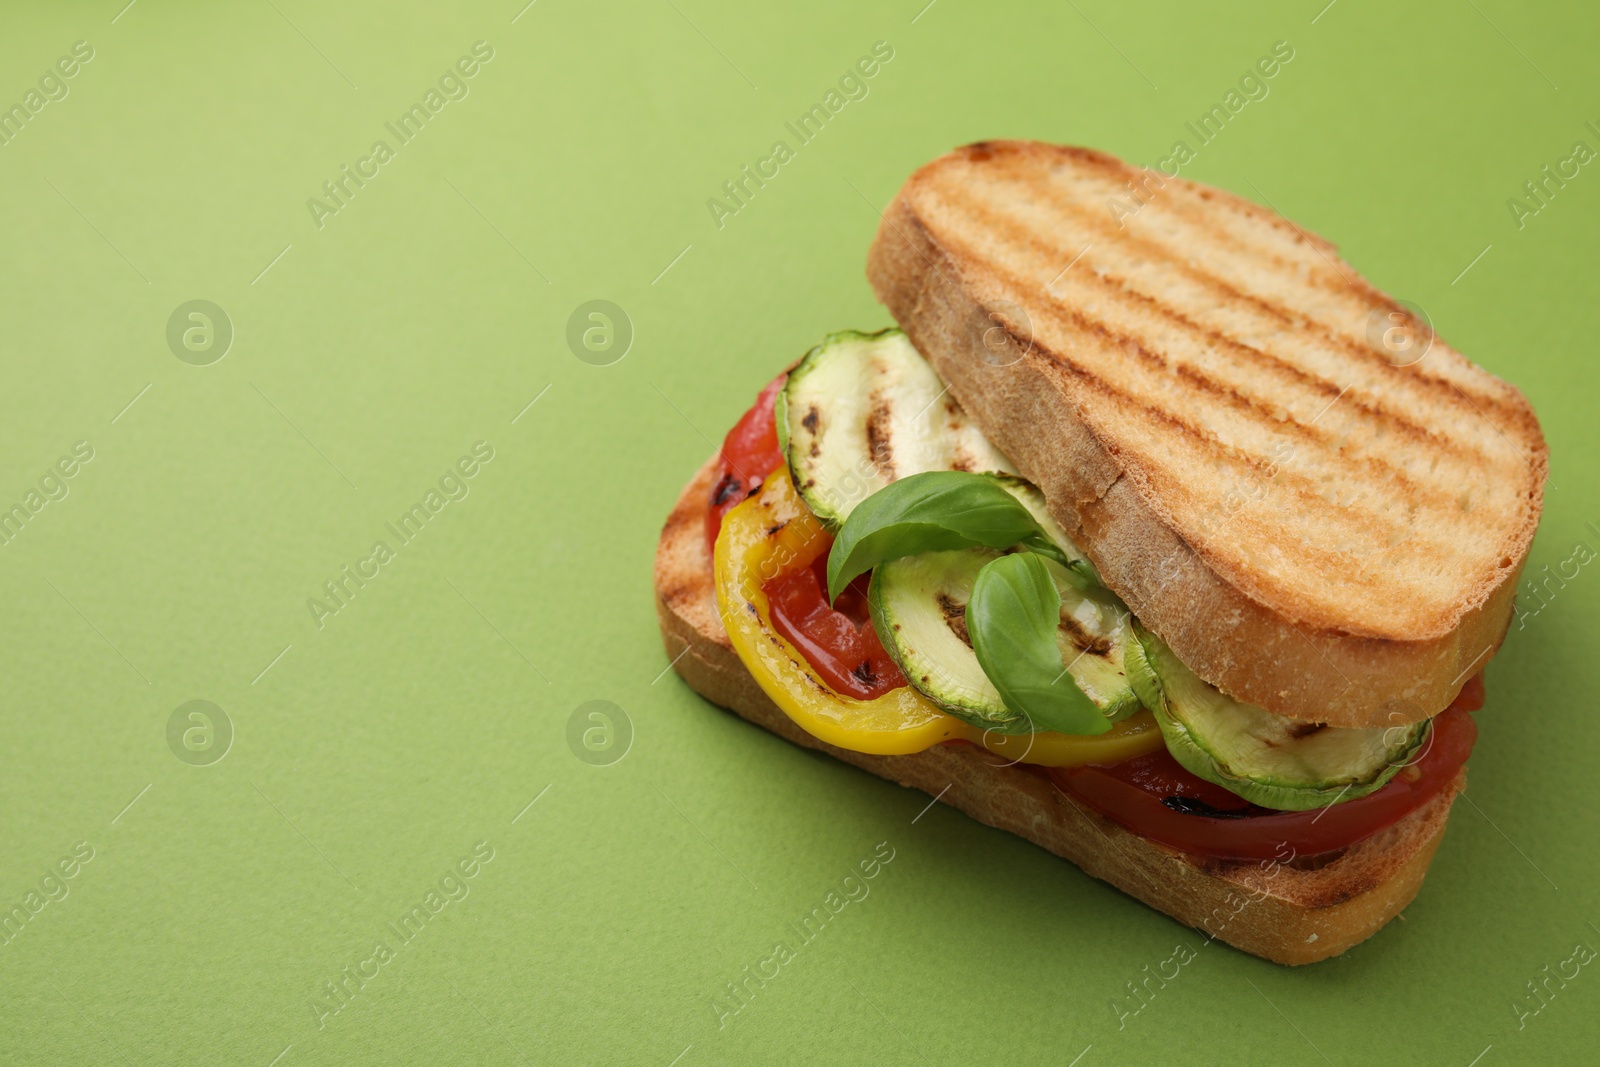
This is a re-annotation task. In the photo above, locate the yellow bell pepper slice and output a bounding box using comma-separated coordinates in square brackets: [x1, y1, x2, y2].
[715, 468, 962, 753]
[975, 716, 1162, 769]
[713, 470, 1164, 768]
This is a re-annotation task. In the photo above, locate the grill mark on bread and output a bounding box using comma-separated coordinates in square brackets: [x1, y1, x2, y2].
[1162, 361, 1462, 516]
[1025, 148, 1367, 322]
[1108, 325, 1459, 515]
[657, 580, 695, 609]
[661, 498, 701, 541]
[957, 194, 1491, 466]
[1011, 349, 1443, 586]
[1142, 166, 1367, 301]
[980, 267, 1442, 550]
[1031, 146, 1539, 437]
[1154, 178, 1521, 420]
[988, 150, 1363, 320]
[1086, 266, 1476, 461]
[975, 309, 1443, 573]
[950, 152, 1514, 420]
[1111, 182, 1521, 423]
[1035, 271, 1524, 534]
[655, 499, 707, 611]
[935, 199, 1516, 566]
[1156, 170, 1382, 300]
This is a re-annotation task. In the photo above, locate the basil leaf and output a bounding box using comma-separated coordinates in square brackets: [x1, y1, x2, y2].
[825, 471, 1067, 602]
[966, 553, 1111, 736]
[1051, 556, 1103, 595]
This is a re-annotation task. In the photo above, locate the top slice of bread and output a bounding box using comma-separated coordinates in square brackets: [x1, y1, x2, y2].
[868, 141, 1546, 727]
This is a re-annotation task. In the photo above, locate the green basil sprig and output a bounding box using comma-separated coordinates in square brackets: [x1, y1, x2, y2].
[966, 552, 1111, 736]
[825, 471, 1068, 602]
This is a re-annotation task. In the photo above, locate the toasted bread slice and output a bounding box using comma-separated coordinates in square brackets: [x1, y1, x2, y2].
[657, 453, 1463, 965]
[867, 141, 1546, 727]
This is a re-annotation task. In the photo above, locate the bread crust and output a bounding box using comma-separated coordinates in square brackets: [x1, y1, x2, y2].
[657, 452, 1463, 965]
[866, 140, 1545, 727]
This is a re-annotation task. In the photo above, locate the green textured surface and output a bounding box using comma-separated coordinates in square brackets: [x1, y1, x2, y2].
[2, 2, 1596, 1064]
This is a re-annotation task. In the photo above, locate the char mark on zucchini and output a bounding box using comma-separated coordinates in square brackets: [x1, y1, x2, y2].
[1058, 611, 1113, 656]
[865, 391, 895, 479]
[936, 592, 972, 645]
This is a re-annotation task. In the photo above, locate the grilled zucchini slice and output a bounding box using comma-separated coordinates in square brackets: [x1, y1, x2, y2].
[781, 329, 1014, 528]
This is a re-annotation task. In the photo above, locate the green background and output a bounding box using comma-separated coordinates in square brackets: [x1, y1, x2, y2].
[2, 1, 1596, 1063]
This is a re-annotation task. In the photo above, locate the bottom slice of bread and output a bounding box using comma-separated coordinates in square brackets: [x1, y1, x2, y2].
[655, 454, 1463, 965]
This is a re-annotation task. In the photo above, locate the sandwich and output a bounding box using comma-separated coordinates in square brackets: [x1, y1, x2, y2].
[654, 141, 1546, 964]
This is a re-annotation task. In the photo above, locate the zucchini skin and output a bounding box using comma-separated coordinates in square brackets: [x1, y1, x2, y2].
[1126, 624, 1428, 812]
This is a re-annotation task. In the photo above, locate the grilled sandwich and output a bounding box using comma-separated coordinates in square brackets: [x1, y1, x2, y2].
[654, 141, 1546, 963]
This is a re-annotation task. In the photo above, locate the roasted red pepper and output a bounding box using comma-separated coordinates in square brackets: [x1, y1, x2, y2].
[705, 374, 787, 556]
[764, 554, 907, 700]
[707, 375, 906, 699]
